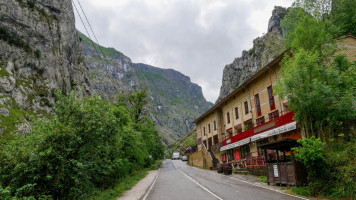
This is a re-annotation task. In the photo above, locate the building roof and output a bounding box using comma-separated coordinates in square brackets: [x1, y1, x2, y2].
[194, 49, 290, 123]
[194, 33, 356, 124]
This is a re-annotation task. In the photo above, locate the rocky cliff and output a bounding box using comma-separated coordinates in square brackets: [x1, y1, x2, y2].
[0, 0, 91, 137]
[216, 6, 289, 103]
[134, 63, 213, 145]
[80, 33, 212, 145]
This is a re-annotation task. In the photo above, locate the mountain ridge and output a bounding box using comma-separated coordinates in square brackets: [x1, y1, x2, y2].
[80, 32, 213, 145]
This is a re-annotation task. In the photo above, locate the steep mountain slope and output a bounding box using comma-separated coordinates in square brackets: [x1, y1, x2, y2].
[216, 6, 289, 103]
[134, 63, 213, 144]
[0, 0, 91, 136]
[79, 33, 212, 145]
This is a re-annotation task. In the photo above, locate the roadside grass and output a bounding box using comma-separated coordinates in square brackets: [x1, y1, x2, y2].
[259, 176, 268, 183]
[280, 186, 312, 198]
[290, 186, 312, 197]
[82, 169, 149, 200]
[83, 160, 163, 200]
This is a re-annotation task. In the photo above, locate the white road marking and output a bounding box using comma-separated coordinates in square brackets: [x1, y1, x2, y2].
[176, 168, 223, 200]
[172, 161, 223, 200]
[142, 169, 160, 200]
[190, 166, 309, 200]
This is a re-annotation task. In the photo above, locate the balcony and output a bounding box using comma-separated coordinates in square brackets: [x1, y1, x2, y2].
[222, 111, 295, 146]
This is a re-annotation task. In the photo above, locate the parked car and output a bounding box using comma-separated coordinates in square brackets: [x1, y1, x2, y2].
[172, 152, 180, 160]
[182, 156, 188, 161]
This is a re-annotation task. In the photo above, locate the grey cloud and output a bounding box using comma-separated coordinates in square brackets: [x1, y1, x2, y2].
[74, 0, 293, 102]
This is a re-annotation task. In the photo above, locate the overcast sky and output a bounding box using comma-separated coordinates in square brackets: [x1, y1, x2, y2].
[73, 0, 294, 103]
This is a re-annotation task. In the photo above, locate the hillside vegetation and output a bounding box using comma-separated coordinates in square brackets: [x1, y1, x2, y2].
[0, 90, 164, 199]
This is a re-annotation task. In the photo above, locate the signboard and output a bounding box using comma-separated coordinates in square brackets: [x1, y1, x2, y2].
[273, 164, 279, 177]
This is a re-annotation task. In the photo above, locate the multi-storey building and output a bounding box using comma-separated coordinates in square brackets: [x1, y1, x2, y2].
[193, 34, 356, 171]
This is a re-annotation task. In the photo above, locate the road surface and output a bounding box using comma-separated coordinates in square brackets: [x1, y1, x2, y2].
[144, 160, 308, 200]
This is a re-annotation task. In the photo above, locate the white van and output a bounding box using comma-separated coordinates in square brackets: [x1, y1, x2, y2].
[172, 152, 180, 160]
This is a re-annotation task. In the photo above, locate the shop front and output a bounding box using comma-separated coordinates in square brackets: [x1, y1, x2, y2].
[219, 112, 301, 175]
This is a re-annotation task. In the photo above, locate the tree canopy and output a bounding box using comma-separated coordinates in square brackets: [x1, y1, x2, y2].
[276, 0, 356, 140]
[0, 90, 164, 199]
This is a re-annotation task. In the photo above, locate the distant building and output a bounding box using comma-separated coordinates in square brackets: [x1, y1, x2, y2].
[191, 34, 356, 172]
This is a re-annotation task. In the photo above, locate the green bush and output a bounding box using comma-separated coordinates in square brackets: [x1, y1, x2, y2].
[0, 90, 164, 199]
[293, 137, 356, 199]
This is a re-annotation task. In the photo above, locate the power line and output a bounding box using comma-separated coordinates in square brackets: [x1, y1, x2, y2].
[71, 0, 106, 67]
[75, 0, 106, 58]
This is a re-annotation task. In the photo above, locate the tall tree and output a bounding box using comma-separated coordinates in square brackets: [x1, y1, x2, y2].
[276, 0, 356, 140]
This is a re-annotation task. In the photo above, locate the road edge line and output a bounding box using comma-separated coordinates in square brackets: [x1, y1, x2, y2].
[141, 168, 160, 200]
[190, 166, 309, 200]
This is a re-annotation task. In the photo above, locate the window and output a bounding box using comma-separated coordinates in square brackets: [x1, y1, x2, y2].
[235, 107, 239, 119]
[244, 101, 249, 114]
[268, 110, 279, 120]
[213, 135, 219, 144]
[213, 121, 216, 130]
[208, 124, 211, 133]
[267, 86, 275, 110]
[197, 138, 202, 145]
[256, 116, 265, 126]
[244, 120, 253, 131]
[227, 112, 231, 124]
[203, 127, 206, 136]
[255, 94, 261, 117]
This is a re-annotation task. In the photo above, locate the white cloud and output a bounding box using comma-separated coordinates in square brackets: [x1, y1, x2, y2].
[73, 0, 294, 103]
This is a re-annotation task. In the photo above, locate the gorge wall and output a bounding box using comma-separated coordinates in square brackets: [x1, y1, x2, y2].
[80, 33, 213, 145]
[0, 0, 91, 136]
[216, 6, 289, 103]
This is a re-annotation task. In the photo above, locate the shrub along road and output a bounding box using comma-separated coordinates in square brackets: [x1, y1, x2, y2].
[144, 160, 308, 200]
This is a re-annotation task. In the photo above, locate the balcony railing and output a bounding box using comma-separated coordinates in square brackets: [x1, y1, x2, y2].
[222, 111, 295, 146]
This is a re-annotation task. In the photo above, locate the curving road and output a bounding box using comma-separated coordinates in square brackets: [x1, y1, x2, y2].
[144, 160, 308, 200]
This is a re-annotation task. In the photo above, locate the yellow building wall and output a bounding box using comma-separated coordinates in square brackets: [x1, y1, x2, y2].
[195, 35, 356, 162]
[220, 62, 285, 137]
[196, 111, 221, 150]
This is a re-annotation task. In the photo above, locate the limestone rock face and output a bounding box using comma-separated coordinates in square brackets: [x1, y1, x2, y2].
[0, 0, 91, 136]
[80, 32, 138, 98]
[267, 6, 289, 35]
[216, 6, 289, 103]
[134, 63, 213, 145]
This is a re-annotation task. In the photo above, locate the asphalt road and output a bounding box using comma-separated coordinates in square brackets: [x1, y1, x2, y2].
[144, 160, 308, 200]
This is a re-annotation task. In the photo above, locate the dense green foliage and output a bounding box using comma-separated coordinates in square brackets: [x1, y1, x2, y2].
[331, 0, 356, 35]
[0, 91, 164, 199]
[277, 0, 356, 139]
[277, 0, 356, 198]
[293, 137, 356, 198]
